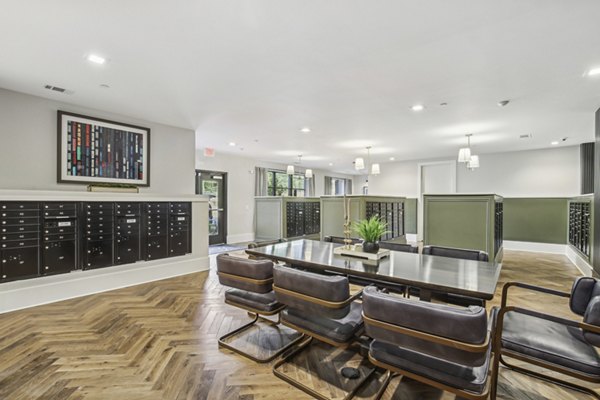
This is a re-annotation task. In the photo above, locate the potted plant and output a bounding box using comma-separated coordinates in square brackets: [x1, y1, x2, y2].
[351, 215, 389, 253]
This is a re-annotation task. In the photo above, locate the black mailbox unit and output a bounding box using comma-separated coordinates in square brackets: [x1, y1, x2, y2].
[0, 200, 193, 284]
[169, 202, 191, 256]
[145, 202, 169, 260]
[0, 202, 41, 282]
[115, 202, 142, 265]
[82, 202, 114, 269]
[41, 202, 78, 275]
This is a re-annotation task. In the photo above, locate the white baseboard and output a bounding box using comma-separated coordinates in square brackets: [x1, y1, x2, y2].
[227, 232, 255, 244]
[502, 240, 567, 254]
[566, 246, 594, 277]
[503, 240, 594, 277]
[405, 234, 418, 243]
[0, 255, 209, 314]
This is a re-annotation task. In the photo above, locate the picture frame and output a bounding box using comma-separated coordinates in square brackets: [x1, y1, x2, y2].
[57, 110, 151, 186]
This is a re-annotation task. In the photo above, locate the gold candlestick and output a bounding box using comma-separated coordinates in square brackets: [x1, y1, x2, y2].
[343, 196, 352, 250]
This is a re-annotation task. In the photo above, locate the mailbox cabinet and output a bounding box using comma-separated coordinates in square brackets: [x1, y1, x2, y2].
[0, 200, 192, 284]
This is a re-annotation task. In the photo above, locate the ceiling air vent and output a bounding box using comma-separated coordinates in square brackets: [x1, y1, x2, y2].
[44, 85, 74, 95]
[519, 134, 532, 139]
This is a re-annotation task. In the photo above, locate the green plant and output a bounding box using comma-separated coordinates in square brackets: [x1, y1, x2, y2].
[351, 215, 389, 243]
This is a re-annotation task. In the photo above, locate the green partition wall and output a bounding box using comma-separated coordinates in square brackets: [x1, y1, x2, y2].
[423, 194, 503, 261]
[503, 198, 568, 244]
[404, 198, 418, 235]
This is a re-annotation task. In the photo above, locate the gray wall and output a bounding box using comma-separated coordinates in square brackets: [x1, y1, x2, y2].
[355, 146, 580, 198]
[0, 88, 196, 194]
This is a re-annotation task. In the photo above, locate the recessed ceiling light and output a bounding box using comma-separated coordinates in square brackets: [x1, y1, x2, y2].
[587, 67, 600, 76]
[551, 141, 559, 145]
[300, 127, 311, 133]
[389, 157, 395, 161]
[99, 84, 110, 89]
[411, 104, 425, 112]
[87, 54, 106, 64]
[497, 100, 510, 107]
[228, 142, 236, 146]
[328, 162, 334, 166]
[440, 102, 448, 106]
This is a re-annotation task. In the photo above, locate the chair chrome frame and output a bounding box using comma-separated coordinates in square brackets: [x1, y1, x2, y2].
[217, 270, 304, 363]
[363, 313, 494, 400]
[272, 284, 374, 400]
[491, 281, 600, 399]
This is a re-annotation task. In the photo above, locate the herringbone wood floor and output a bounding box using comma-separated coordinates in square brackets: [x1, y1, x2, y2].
[0, 250, 596, 399]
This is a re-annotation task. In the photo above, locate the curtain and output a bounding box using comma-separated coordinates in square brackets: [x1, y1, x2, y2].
[324, 176, 333, 195]
[305, 173, 316, 197]
[346, 178, 353, 195]
[255, 167, 268, 196]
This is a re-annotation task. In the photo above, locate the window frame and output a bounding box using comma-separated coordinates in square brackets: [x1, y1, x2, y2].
[267, 169, 306, 197]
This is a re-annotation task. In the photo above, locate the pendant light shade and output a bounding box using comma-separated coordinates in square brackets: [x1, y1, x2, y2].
[458, 147, 472, 163]
[354, 157, 365, 170]
[467, 155, 479, 170]
[371, 163, 380, 175]
[458, 134, 473, 163]
[305, 169, 313, 178]
[286, 165, 295, 175]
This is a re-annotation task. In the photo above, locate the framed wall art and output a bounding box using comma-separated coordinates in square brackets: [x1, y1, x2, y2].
[57, 110, 150, 186]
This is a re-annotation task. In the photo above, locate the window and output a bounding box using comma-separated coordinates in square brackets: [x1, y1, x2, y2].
[267, 170, 306, 197]
[327, 177, 352, 195]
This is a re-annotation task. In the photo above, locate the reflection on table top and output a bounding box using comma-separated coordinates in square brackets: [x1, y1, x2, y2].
[245, 239, 502, 300]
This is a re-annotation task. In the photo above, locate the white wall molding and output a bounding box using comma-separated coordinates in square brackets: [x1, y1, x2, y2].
[227, 232, 255, 244]
[0, 255, 209, 314]
[503, 240, 567, 254]
[566, 246, 594, 277]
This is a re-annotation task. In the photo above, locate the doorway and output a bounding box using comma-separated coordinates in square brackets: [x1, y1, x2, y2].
[417, 161, 456, 240]
[196, 170, 227, 245]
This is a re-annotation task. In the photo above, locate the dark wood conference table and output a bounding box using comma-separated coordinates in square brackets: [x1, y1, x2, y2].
[245, 239, 502, 301]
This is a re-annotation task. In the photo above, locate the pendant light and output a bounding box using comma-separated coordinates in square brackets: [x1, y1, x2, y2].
[458, 134, 473, 163]
[286, 164, 294, 175]
[305, 169, 313, 179]
[467, 155, 480, 170]
[354, 157, 365, 170]
[371, 163, 380, 175]
[355, 146, 382, 175]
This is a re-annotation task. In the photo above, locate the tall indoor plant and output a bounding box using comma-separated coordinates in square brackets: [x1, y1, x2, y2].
[352, 216, 389, 253]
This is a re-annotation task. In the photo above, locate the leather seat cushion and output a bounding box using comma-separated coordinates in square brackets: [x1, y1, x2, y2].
[225, 289, 281, 313]
[282, 301, 363, 343]
[370, 340, 490, 394]
[501, 310, 600, 376]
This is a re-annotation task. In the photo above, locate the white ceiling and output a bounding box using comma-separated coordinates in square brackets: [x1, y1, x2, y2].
[1, 1, 600, 174]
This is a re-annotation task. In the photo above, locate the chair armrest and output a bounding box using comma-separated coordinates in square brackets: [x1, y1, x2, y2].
[273, 285, 363, 309]
[501, 281, 570, 308]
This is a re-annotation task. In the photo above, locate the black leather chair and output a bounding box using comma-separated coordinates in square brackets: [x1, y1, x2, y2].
[323, 235, 361, 244]
[216, 254, 303, 363]
[422, 245, 489, 261]
[363, 286, 495, 400]
[419, 245, 489, 306]
[272, 264, 373, 400]
[379, 241, 418, 253]
[491, 278, 600, 399]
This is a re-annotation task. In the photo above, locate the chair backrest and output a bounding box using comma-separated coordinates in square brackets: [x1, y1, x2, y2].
[422, 245, 489, 262]
[273, 264, 351, 318]
[570, 277, 600, 346]
[323, 236, 361, 245]
[362, 286, 489, 366]
[247, 238, 286, 249]
[216, 253, 274, 294]
[379, 241, 418, 253]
